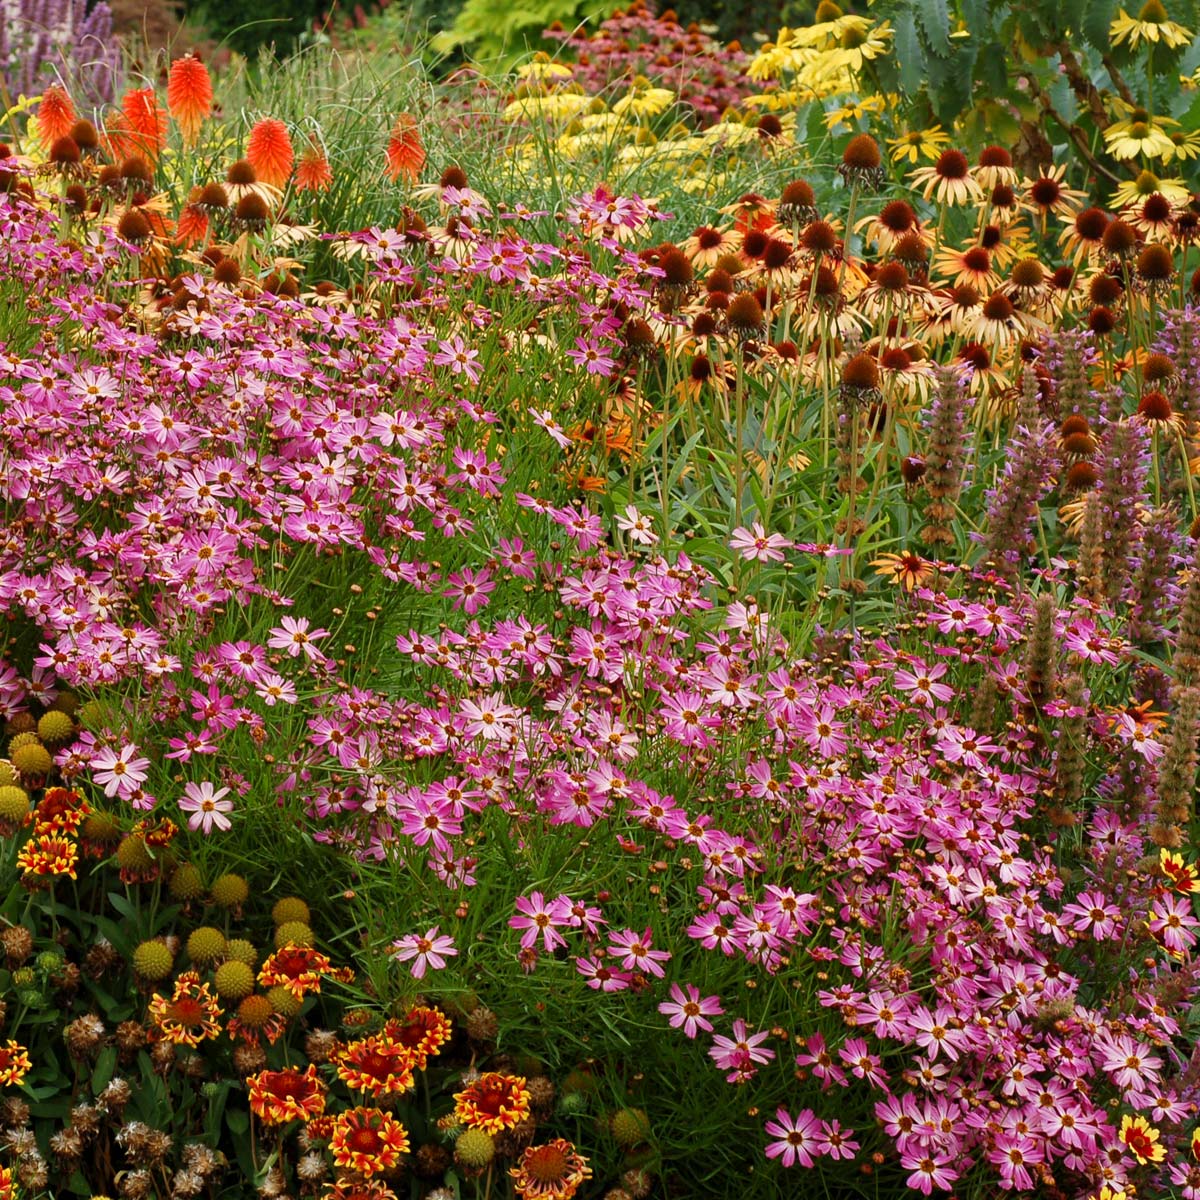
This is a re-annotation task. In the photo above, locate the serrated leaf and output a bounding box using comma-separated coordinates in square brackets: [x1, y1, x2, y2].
[894, 12, 925, 95]
[917, 0, 953, 56]
[1080, 0, 1118, 49]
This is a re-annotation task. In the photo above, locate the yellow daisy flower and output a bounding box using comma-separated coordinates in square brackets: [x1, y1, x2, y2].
[824, 95, 886, 131]
[1104, 115, 1177, 161]
[612, 83, 676, 120]
[1110, 169, 1191, 208]
[1109, 0, 1193, 48]
[887, 125, 952, 164]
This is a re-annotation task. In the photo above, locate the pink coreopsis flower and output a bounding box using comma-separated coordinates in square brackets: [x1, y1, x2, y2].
[607, 927, 671, 977]
[391, 927, 457, 979]
[658, 983, 723, 1038]
[510, 892, 571, 952]
[616, 505, 658, 545]
[709, 1019, 775, 1083]
[764, 1107, 821, 1168]
[91, 743, 151, 799]
[729, 522, 792, 562]
[267, 616, 329, 661]
[179, 781, 233, 833]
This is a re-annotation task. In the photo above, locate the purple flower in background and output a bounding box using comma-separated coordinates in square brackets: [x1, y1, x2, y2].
[1, 0, 122, 105]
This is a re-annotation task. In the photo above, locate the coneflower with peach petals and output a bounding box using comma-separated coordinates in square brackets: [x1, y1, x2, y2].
[246, 118, 295, 189]
[167, 56, 213, 147]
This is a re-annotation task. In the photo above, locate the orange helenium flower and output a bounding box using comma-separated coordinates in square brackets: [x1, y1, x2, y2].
[36, 85, 77, 149]
[246, 119, 294, 189]
[296, 140, 333, 192]
[0, 1041, 32, 1087]
[453, 1072, 531, 1135]
[329, 1107, 409, 1175]
[510, 1139, 592, 1200]
[385, 115, 425, 184]
[336, 1035, 417, 1097]
[148, 970, 223, 1047]
[167, 56, 213, 146]
[247, 1064, 326, 1124]
[381, 1005, 452, 1069]
[121, 88, 168, 162]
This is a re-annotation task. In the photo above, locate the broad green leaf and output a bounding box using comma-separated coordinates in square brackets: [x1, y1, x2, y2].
[894, 12, 926, 95]
[916, 0, 953, 56]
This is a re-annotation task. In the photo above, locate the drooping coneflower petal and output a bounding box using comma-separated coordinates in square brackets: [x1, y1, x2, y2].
[121, 88, 169, 162]
[385, 115, 425, 184]
[167, 56, 213, 146]
[35, 85, 77, 149]
[295, 140, 333, 193]
[246, 118, 294, 189]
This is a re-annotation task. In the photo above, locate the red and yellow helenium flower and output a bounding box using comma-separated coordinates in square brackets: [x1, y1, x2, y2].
[247, 1064, 326, 1124]
[329, 1106, 410, 1175]
[381, 1005, 452, 1069]
[1161, 849, 1200, 894]
[1119, 1114, 1165, 1164]
[16, 832, 78, 880]
[336, 1035, 416, 1097]
[510, 1139, 592, 1200]
[33, 787, 89, 835]
[453, 1072, 531, 1134]
[0, 1041, 31, 1087]
[258, 945, 332, 1000]
[148, 970, 223, 1047]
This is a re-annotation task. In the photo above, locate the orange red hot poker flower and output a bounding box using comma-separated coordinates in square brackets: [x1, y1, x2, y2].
[167, 55, 213, 146]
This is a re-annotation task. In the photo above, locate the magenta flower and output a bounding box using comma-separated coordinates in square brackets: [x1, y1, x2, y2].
[509, 892, 571, 952]
[658, 983, 722, 1038]
[267, 616, 329, 661]
[764, 1107, 821, 1167]
[391, 927, 457, 979]
[607, 927, 671, 977]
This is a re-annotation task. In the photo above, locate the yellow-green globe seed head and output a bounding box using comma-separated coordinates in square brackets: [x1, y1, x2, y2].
[186, 926, 227, 965]
[213, 960, 255, 1000]
[0, 784, 30, 823]
[274, 921, 314, 949]
[81, 810, 122, 843]
[115, 833, 153, 871]
[271, 897, 310, 926]
[76, 700, 107, 729]
[48, 691, 79, 716]
[266, 984, 301, 1017]
[0, 760, 17, 787]
[168, 863, 205, 902]
[8, 732, 39, 753]
[11, 743, 53, 778]
[225, 938, 258, 967]
[210, 873, 249, 908]
[132, 939, 175, 981]
[454, 1128, 496, 1169]
[10, 739, 53, 777]
[610, 1108, 651, 1148]
[36, 711, 75, 745]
